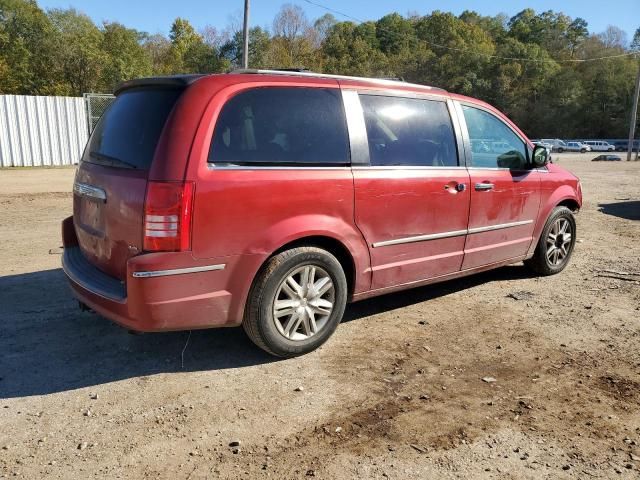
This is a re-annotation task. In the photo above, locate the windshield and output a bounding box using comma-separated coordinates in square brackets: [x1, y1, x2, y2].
[83, 88, 183, 170]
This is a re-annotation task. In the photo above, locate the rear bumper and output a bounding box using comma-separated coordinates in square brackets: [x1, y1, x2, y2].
[61, 216, 248, 332]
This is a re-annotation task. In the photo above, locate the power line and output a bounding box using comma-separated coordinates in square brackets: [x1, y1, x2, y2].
[302, 0, 639, 64]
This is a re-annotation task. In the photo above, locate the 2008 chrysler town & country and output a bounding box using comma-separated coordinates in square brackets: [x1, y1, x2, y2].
[62, 70, 582, 357]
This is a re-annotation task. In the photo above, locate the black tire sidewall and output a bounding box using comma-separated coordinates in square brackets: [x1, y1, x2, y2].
[254, 249, 347, 357]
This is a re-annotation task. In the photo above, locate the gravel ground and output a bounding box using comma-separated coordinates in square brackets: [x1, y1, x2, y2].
[0, 155, 639, 479]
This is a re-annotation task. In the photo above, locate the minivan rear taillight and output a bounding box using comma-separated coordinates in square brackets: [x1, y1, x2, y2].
[143, 181, 194, 252]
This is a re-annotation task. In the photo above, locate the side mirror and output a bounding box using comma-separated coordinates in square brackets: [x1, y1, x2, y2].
[532, 145, 550, 167]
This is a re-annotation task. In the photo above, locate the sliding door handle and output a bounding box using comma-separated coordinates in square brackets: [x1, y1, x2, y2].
[475, 182, 495, 191]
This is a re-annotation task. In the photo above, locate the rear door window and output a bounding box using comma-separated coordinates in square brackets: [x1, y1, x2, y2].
[462, 105, 527, 169]
[209, 87, 350, 166]
[359, 95, 458, 167]
[84, 88, 183, 170]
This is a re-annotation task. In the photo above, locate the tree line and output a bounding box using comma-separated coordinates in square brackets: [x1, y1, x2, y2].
[1, 0, 638, 138]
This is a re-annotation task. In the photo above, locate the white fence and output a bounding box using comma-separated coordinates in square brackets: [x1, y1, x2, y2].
[0, 94, 89, 167]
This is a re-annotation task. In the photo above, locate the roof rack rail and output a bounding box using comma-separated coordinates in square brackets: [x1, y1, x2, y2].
[230, 69, 445, 92]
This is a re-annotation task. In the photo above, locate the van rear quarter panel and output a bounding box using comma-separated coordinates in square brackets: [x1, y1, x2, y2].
[183, 76, 372, 307]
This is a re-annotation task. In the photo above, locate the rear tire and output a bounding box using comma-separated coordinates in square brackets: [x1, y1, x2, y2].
[242, 247, 347, 357]
[525, 206, 576, 276]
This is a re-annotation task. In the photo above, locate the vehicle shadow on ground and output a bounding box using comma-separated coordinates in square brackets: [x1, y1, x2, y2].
[0, 265, 534, 399]
[598, 200, 640, 221]
[344, 265, 535, 321]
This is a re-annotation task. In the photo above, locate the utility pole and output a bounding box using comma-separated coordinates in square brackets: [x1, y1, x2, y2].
[242, 0, 250, 69]
[627, 55, 640, 161]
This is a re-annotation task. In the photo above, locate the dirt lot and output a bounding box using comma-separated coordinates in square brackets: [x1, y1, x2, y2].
[1, 155, 639, 479]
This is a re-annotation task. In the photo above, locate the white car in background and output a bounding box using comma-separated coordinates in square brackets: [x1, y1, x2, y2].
[539, 138, 568, 152]
[564, 141, 591, 153]
[582, 140, 615, 152]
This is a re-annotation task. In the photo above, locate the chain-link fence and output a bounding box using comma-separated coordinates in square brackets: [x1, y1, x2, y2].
[83, 93, 115, 134]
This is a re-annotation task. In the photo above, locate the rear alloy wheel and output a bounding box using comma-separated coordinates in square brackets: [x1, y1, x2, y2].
[525, 206, 576, 275]
[272, 265, 335, 341]
[243, 247, 347, 357]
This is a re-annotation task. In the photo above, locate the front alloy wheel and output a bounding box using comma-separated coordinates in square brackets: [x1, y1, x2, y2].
[545, 217, 573, 266]
[525, 206, 577, 275]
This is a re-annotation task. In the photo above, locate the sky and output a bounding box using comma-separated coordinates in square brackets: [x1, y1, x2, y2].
[37, 0, 639, 40]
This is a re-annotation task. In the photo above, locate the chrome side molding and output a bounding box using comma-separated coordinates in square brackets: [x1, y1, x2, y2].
[373, 220, 534, 248]
[372, 229, 467, 248]
[132, 264, 226, 278]
[73, 182, 106, 202]
[467, 219, 533, 234]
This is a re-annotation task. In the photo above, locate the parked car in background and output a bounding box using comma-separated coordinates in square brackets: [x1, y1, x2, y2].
[564, 141, 590, 153]
[592, 154, 622, 161]
[540, 138, 568, 152]
[583, 140, 615, 152]
[61, 69, 582, 357]
[612, 140, 640, 152]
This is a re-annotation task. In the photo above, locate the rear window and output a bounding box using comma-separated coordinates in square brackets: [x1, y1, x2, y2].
[209, 87, 350, 166]
[83, 88, 182, 170]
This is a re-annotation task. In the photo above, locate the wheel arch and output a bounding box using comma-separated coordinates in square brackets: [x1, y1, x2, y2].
[557, 198, 580, 212]
[527, 187, 581, 257]
[270, 235, 357, 298]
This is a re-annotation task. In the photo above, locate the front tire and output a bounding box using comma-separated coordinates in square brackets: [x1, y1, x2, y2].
[525, 206, 576, 276]
[243, 247, 348, 357]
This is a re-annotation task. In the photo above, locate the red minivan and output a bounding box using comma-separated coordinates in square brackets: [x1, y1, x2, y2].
[62, 70, 582, 357]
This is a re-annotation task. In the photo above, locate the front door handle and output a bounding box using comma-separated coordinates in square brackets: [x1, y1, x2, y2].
[475, 182, 495, 191]
[444, 182, 467, 192]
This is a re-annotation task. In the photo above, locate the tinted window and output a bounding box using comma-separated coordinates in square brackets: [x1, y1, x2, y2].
[360, 95, 457, 167]
[462, 105, 527, 169]
[209, 87, 349, 165]
[84, 88, 182, 170]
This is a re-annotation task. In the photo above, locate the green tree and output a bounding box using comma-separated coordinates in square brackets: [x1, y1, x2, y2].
[166, 17, 226, 73]
[141, 33, 177, 75]
[48, 8, 104, 95]
[101, 22, 152, 91]
[0, 0, 60, 94]
[169, 17, 200, 58]
[414, 11, 494, 96]
[220, 26, 270, 68]
[631, 27, 640, 51]
[322, 21, 389, 76]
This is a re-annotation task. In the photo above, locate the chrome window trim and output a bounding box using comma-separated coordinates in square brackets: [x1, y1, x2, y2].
[351, 165, 467, 171]
[352, 88, 447, 102]
[341, 90, 369, 165]
[467, 167, 530, 172]
[372, 220, 535, 248]
[73, 182, 106, 202]
[446, 98, 466, 168]
[132, 264, 226, 278]
[207, 164, 350, 171]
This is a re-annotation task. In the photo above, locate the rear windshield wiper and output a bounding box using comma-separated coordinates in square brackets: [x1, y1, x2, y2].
[89, 151, 138, 169]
